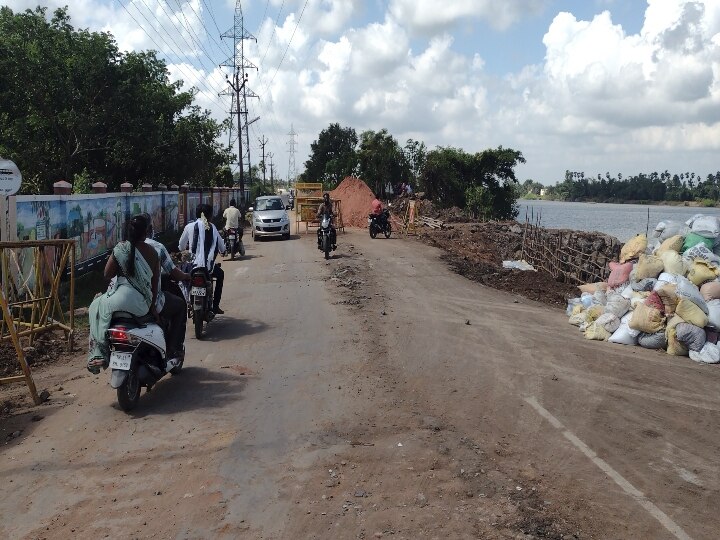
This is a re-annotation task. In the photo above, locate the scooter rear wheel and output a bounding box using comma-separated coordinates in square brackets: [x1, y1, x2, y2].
[117, 366, 141, 412]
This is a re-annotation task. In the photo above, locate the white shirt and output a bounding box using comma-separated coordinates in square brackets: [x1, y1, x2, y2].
[223, 206, 242, 230]
[178, 218, 226, 271]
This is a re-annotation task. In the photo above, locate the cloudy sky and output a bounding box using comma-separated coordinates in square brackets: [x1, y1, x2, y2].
[5, 0, 720, 185]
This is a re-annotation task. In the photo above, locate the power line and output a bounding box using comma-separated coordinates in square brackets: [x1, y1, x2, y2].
[258, 0, 285, 68]
[115, 0, 223, 104]
[262, 0, 309, 94]
[140, 0, 218, 75]
[169, 0, 223, 67]
[200, 0, 224, 39]
[178, 0, 232, 57]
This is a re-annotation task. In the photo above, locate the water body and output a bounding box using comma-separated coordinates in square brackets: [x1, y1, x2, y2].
[517, 200, 720, 242]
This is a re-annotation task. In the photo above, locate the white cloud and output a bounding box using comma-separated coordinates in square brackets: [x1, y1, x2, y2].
[6, 0, 720, 184]
[498, 0, 720, 181]
[388, 0, 547, 32]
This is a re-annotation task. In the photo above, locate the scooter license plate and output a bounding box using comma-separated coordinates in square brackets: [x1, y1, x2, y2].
[228, 234, 236, 240]
[109, 351, 132, 370]
[191, 287, 206, 296]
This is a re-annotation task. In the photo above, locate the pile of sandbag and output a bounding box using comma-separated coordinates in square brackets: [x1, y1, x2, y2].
[568, 214, 720, 364]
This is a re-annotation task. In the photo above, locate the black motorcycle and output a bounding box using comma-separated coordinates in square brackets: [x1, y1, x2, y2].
[368, 209, 392, 239]
[188, 266, 216, 339]
[317, 214, 336, 260]
[223, 227, 244, 260]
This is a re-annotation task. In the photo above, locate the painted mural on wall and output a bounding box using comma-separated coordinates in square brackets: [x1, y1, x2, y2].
[65, 196, 122, 263]
[15, 198, 64, 241]
[164, 193, 179, 232]
[15, 192, 179, 271]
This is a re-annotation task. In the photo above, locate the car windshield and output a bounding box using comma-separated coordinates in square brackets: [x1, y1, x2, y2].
[256, 198, 284, 211]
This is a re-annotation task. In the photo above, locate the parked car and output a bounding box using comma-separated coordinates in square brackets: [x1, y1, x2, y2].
[251, 196, 291, 240]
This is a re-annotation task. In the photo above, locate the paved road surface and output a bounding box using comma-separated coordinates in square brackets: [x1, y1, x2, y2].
[1, 228, 719, 539]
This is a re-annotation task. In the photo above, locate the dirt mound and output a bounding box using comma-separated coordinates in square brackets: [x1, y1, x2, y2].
[417, 222, 616, 307]
[330, 176, 375, 228]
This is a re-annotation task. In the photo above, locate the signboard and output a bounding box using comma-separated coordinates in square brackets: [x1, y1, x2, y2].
[0, 159, 22, 196]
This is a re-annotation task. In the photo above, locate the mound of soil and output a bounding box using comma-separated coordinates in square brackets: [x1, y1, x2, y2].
[331, 176, 375, 228]
[417, 222, 595, 307]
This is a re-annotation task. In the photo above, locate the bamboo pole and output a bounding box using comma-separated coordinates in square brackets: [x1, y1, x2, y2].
[69, 242, 75, 349]
[0, 289, 40, 404]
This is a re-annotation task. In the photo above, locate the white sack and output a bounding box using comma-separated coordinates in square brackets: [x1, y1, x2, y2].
[690, 215, 720, 239]
[689, 342, 720, 364]
[654, 272, 680, 289]
[655, 220, 689, 240]
[609, 313, 640, 345]
[683, 243, 720, 265]
[676, 276, 709, 314]
[707, 299, 720, 330]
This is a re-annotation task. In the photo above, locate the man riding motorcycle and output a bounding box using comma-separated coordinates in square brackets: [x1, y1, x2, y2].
[371, 193, 387, 224]
[179, 204, 226, 314]
[222, 199, 244, 257]
[316, 193, 337, 250]
[141, 214, 190, 371]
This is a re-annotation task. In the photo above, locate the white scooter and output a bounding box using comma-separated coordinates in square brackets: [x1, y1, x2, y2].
[107, 311, 183, 412]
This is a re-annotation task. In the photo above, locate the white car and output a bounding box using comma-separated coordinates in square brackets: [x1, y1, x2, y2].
[251, 196, 291, 240]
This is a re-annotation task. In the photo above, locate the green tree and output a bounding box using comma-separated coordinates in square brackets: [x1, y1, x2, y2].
[404, 138, 427, 189]
[356, 129, 409, 197]
[300, 123, 358, 188]
[419, 145, 524, 219]
[0, 6, 232, 194]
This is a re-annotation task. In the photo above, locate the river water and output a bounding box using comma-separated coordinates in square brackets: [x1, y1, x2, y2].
[517, 200, 720, 242]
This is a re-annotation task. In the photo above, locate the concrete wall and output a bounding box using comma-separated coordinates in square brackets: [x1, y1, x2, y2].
[3, 186, 246, 274]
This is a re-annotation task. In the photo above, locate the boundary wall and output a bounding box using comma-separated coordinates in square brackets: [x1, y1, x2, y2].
[0, 185, 246, 275]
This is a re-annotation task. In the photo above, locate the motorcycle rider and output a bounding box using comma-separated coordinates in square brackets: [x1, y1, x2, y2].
[141, 214, 190, 371]
[179, 204, 227, 314]
[222, 198, 245, 257]
[370, 192, 388, 229]
[316, 193, 337, 250]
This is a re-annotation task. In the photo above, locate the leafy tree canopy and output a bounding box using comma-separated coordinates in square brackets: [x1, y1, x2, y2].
[0, 6, 232, 194]
[300, 123, 358, 189]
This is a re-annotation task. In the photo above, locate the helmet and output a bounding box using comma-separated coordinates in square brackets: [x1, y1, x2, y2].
[323, 193, 330, 203]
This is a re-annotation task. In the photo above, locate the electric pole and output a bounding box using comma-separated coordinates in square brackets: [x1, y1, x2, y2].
[268, 153, 275, 193]
[221, 1, 258, 207]
[287, 124, 298, 188]
[258, 135, 268, 188]
[224, 70, 247, 197]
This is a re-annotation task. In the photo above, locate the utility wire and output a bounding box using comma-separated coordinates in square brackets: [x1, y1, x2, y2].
[258, 0, 285, 68]
[140, 0, 218, 75]
[262, 0, 308, 93]
[115, 0, 223, 104]
[169, 0, 222, 66]
[178, 0, 232, 56]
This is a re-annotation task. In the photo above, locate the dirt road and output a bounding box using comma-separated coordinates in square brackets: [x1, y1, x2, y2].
[1, 228, 719, 539]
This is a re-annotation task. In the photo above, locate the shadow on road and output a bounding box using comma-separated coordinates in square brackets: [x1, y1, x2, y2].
[194, 316, 269, 343]
[224, 254, 262, 261]
[130, 366, 247, 417]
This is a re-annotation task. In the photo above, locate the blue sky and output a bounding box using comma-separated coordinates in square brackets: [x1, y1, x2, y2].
[5, 1, 720, 185]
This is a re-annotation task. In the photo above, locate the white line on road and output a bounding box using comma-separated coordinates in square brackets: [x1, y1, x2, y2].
[524, 396, 693, 540]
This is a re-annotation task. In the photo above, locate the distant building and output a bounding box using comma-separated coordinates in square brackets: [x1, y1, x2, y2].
[540, 188, 547, 197]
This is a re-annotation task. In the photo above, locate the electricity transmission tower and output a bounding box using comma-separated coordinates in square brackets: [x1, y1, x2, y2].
[287, 124, 298, 188]
[220, 1, 259, 205]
